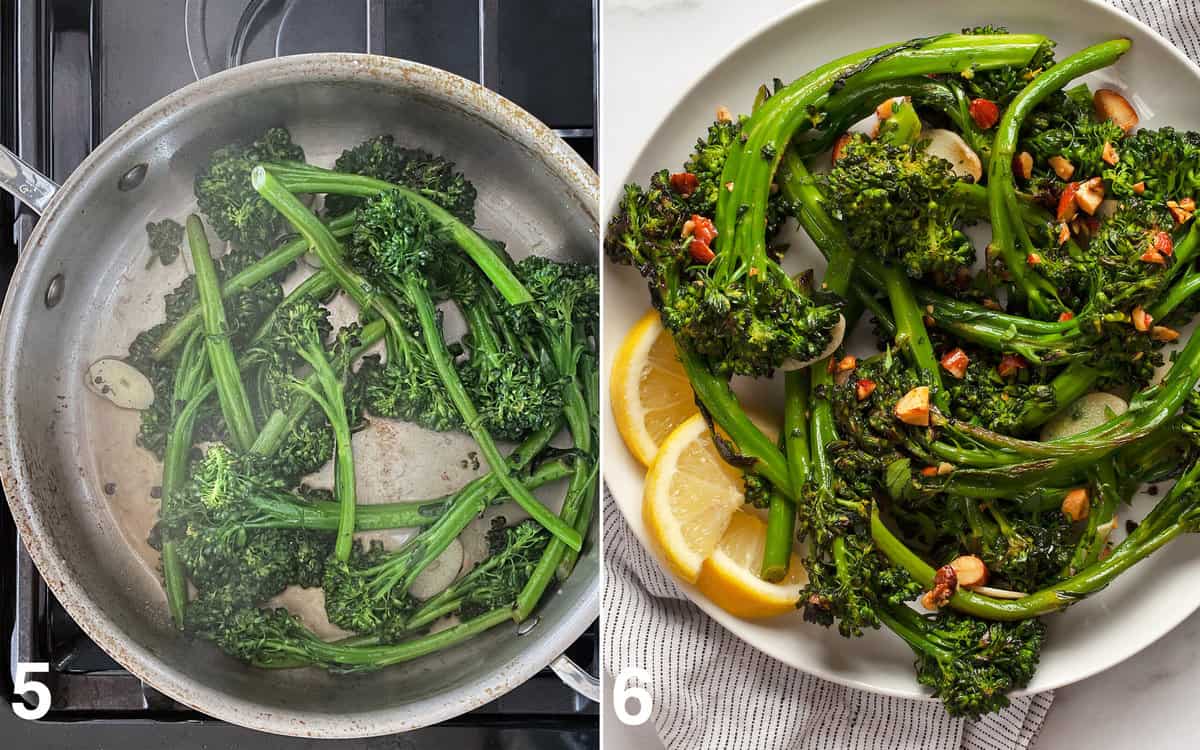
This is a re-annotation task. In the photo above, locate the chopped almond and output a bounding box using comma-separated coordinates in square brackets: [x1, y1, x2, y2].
[855, 378, 877, 401]
[836, 355, 857, 372]
[1152, 325, 1181, 342]
[949, 555, 989, 588]
[922, 565, 958, 610]
[1059, 311, 1075, 322]
[716, 105, 733, 123]
[1062, 488, 1090, 522]
[724, 181, 735, 192]
[997, 354, 1027, 378]
[1168, 199, 1196, 226]
[1094, 89, 1138, 133]
[968, 98, 1000, 130]
[1013, 151, 1034, 180]
[894, 386, 931, 427]
[1056, 182, 1079, 222]
[1026, 252, 1042, 266]
[937, 462, 953, 476]
[681, 219, 695, 238]
[939, 347, 970, 379]
[1075, 177, 1105, 215]
[831, 132, 852, 164]
[1131, 306, 1153, 332]
[1049, 155, 1076, 181]
[1102, 141, 1119, 166]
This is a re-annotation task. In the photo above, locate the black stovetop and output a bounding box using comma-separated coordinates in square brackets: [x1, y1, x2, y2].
[0, 1, 597, 747]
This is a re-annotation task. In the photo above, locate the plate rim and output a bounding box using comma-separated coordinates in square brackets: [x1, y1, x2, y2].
[601, 0, 1200, 701]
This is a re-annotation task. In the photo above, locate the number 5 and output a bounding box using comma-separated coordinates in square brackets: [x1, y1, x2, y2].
[613, 667, 652, 726]
[12, 662, 51, 720]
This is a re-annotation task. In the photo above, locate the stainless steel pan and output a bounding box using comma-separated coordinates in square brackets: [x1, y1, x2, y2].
[0, 54, 598, 737]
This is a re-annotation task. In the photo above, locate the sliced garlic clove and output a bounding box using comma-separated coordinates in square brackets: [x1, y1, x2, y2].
[923, 128, 983, 182]
[1040, 392, 1129, 442]
[86, 358, 155, 410]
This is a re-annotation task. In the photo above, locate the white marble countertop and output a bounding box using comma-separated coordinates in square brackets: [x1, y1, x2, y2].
[601, 1, 1200, 747]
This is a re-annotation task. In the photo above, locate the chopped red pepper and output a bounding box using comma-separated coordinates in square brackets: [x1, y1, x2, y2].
[1056, 182, 1080, 222]
[1140, 249, 1166, 265]
[690, 214, 718, 246]
[1058, 311, 1075, 322]
[1026, 252, 1042, 266]
[669, 172, 699, 197]
[997, 354, 1028, 378]
[1153, 230, 1174, 256]
[920, 466, 940, 477]
[856, 379, 877, 401]
[968, 98, 1000, 130]
[939, 347, 970, 379]
[688, 239, 715, 264]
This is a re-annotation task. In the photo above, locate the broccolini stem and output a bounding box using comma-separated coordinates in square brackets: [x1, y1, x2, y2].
[288, 343, 357, 562]
[762, 370, 809, 581]
[150, 212, 356, 361]
[987, 39, 1132, 318]
[1150, 267, 1200, 320]
[718, 33, 1048, 283]
[1066, 459, 1121, 575]
[255, 607, 513, 670]
[873, 600, 954, 663]
[260, 162, 532, 305]
[248, 458, 574, 532]
[557, 474, 598, 583]
[515, 456, 597, 621]
[159, 330, 208, 627]
[400, 275, 582, 551]
[871, 492, 1194, 621]
[677, 343, 792, 493]
[880, 264, 944, 399]
[188, 215, 258, 452]
[1012, 362, 1102, 432]
[524, 316, 597, 597]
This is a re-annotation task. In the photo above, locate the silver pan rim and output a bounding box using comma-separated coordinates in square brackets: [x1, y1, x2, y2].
[0, 52, 598, 738]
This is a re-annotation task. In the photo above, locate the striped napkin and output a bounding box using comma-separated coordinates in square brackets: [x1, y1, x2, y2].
[601, 3, 1196, 747]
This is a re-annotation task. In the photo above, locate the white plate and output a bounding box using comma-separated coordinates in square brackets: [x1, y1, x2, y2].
[602, 0, 1200, 699]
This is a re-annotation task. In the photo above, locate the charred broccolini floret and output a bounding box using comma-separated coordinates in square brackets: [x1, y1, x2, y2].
[823, 135, 981, 278]
[608, 137, 841, 378]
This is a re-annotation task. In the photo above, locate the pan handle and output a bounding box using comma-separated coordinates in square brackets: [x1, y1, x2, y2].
[549, 653, 600, 703]
[0, 145, 59, 215]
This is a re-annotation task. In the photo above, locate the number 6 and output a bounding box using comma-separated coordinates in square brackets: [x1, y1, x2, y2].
[613, 667, 652, 726]
[12, 662, 51, 720]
